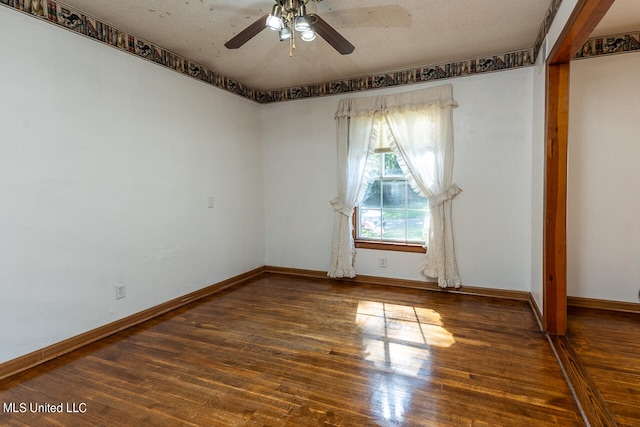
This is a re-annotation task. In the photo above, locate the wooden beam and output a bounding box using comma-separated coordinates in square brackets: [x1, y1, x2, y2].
[543, 0, 615, 335]
[549, 0, 616, 64]
[544, 62, 570, 335]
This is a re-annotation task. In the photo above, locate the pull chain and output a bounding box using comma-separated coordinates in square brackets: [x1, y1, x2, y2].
[289, 28, 296, 57]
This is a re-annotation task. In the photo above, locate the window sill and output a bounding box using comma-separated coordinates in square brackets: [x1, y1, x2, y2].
[354, 240, 427, 253]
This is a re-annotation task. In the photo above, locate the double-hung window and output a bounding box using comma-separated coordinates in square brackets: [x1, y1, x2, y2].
[354, 118, 430, 253]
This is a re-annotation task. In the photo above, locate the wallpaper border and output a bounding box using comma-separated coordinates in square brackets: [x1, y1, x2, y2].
[1, 0, 636, 104]
[574, 31, 640, 60]
[534, 0, 563, 61]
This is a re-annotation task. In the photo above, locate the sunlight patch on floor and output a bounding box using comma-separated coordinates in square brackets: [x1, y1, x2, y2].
[356, 300, 455, 423]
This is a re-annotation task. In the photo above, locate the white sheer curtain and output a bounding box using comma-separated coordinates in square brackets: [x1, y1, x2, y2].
[327, 105, 376, 278]
[328, 84, 462, 287]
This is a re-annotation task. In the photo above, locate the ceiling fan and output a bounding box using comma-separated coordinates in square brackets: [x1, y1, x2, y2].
[225, 0, 355, 56]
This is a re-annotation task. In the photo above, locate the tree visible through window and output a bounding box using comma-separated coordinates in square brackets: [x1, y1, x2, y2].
[357, 149, 430, 245]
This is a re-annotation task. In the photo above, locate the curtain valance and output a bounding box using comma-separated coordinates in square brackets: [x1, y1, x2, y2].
[334, 85, 458, 119]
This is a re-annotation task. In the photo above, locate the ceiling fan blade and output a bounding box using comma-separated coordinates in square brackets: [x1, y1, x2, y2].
[225, 14, 269, 49]
[309, 14, 355, 55]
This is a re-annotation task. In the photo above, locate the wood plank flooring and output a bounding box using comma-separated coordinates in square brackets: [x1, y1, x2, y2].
[0, 274, 583, 426]
[567, 306, 640, 427]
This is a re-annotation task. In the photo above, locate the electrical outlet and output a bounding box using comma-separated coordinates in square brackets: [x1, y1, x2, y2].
[115, 284, 126, 300]
[379, 257, 387, 268]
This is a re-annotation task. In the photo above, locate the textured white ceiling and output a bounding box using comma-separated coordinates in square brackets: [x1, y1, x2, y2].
[54, 0, 638, 90]
[591, 0, 640, 37]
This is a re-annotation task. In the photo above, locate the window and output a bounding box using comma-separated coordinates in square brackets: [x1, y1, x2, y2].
[330, 85, 459, 283]
[354, 120, 430, 253]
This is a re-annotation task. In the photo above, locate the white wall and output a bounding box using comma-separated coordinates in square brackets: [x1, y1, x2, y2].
[264, 68, 535, 291]
[568, 52, 640, 303]
[530, 47, 547, 311]
[262, 95, 338, 272]
[0, 8, 265, 363]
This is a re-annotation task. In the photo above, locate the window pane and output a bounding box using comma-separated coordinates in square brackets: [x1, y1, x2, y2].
[368, 152, 381, 177]
[407, 210, 428, 241]
[383, 153, 403, 177]
[356, 150, 429, 245]
[382, 209, 406, 241]
[382, 180, 407, 209]
[359, 209, 383, 239]
[408, 188, 428, 209]
[361, 180, 381, 208]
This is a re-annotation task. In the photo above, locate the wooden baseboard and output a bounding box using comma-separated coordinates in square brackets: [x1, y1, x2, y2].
[262, 265, 639, 313]
[529, 294, 544, 331]
[568, 295, 640, 314]
[0, 267, 265, 381]
[264, 266, 531, 301]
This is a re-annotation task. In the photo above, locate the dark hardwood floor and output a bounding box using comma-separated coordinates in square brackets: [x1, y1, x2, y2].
[567, 306, 640, 427]
[0, 274, 583, 426]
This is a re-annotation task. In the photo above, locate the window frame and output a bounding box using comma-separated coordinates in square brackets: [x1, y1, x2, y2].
[353, 148, 427, 254]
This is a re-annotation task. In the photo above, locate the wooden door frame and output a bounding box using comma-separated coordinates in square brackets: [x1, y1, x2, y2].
[543, 0, 615, 335]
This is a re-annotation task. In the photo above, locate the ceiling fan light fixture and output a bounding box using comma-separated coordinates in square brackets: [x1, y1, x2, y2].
[225, 1, 355, 55]
[294, 5, 311, 32]
[279, 26, 292, 41]
[266, 5, 283, 31]
[301, 29, 316, 42]
[294, 16, 311, 32]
